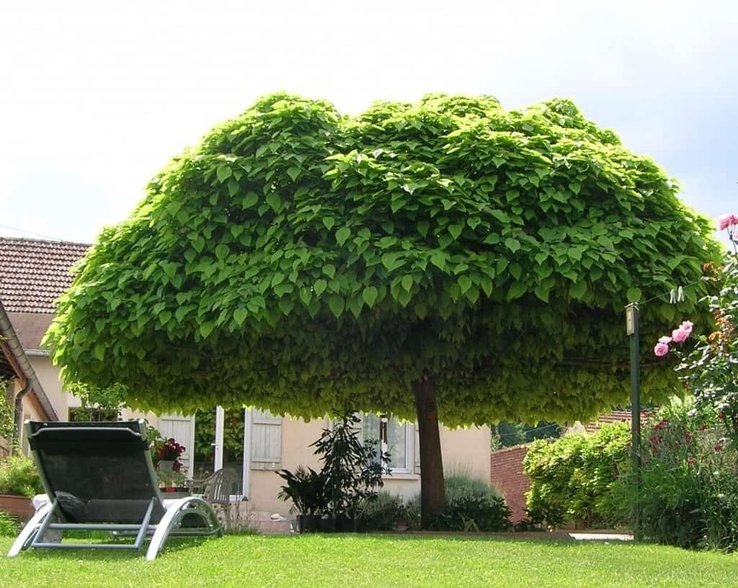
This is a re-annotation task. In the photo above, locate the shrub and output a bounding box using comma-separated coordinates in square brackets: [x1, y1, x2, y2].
[523, 422, 630, 529]
[0, 455, 43, 497]
[0, 511, 19, 537]
[406, 474, 512, 532]
[606, 399, 738, 550]
[361, 491, 405, 531]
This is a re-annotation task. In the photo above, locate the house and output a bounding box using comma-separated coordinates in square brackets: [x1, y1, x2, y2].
[0, 236, 491, 516]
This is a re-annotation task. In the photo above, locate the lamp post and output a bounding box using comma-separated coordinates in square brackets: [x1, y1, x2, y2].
[625, 302, 641, 540]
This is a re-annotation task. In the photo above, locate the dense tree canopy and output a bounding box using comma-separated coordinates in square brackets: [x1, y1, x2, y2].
[48, 93, 721, 424]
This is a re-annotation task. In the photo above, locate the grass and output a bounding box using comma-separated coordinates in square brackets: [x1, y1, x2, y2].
[0, 534, 736, 587]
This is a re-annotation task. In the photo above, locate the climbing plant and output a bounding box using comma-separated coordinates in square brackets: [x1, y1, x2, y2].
[46, 93, 722, 524]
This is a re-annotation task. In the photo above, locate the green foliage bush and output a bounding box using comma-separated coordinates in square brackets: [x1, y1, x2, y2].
[0, 511, 19, 536]
[405, 474, 511, 532]
[360, 491, 405, 531]
[523, 422, 630, 529]
[0, 455, 43, 497]
[0, 378, 13, 443]
[606, 399, 738, 550]
[678, 257, 738, 443]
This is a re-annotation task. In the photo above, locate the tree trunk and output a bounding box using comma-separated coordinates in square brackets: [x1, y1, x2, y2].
[413, 377, 445, 529]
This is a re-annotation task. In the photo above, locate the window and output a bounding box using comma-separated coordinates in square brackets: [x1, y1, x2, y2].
[362, 414, 414, 474]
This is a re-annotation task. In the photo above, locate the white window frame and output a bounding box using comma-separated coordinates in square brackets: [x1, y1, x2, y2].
[362, 413, 415, 476]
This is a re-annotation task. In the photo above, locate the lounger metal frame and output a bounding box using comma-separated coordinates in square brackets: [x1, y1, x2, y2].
[7, 420, 223, 561]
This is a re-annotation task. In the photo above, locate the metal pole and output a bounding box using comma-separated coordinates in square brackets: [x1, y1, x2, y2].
[626, 303, 641, 541]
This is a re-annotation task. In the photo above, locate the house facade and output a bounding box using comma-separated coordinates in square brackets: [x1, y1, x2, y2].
[0, 237, 491, 515]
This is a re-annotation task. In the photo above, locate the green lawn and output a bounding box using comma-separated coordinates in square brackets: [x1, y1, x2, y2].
[0, 534, 736, 588]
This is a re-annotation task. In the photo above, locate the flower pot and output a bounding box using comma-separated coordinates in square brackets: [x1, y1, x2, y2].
[157, 460, 175, 471]
[0, 494, 34, 523]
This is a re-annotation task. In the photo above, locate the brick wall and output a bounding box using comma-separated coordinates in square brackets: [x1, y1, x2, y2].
[490, 445, 530, 523]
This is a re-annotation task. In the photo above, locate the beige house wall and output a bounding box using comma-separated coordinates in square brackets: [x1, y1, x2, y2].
[29, 355, 69, 420]
[258, 417, 491, 516]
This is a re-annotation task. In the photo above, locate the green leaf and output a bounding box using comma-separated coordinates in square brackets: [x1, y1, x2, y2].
[347, 296, 364, 318]
[569, 280, 587, 301]
[234, 308, 248, 326]
[336, 227, 351, 246]
[328, 295, 345, 318]
[199, 321, 215, 339]
[323, 217, 336, 230]
[242, 193, 259, 209]
[491, 210, 511, 224]
[362, 286, 379, 308]
[458, 275, 472, 294]
[401, 275, 414, 292]
[381, 252, 403, 272]
[417, 221, 430, 237]
[507, 282, 527, 301]
[287, 166, 300, 182]
[534, 285, 550, 303]
[322, 264, 336, 279]
[626, 287, 642, 303]
[505, 238, 521, 253]
[299, 288, 313, 306]
[266, 192, 282, 213]
[216, 164, 232, 183]
[479, 275, 493, 297]
[430, 251, 446, 271]
[448, 223, 464, 241]
[314, 279, 327, 297]
[278, 297, 294, 315]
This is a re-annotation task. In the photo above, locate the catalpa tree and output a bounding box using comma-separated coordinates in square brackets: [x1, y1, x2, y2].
[47, 93, 721, 525]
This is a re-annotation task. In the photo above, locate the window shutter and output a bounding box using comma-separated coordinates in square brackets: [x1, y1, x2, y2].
[250, 409, 281, 470]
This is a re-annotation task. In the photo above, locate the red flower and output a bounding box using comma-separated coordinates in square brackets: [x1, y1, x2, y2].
[719, 413, 726, 421]
[715, 445, 723, 452]
[687, 458, 696, 466]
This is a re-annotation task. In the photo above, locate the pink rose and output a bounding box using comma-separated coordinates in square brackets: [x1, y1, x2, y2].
[654, 342, 670, 357]
[679, 320, 693, 335]
[658, 336, 672, 344]
[718, 213, 738, 230]
[672, 328, 689, 343]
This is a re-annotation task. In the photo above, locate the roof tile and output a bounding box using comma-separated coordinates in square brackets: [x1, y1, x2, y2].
[0, 237, 90, 313]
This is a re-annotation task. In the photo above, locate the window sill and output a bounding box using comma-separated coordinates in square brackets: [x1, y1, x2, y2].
[384, 473, 419, 481]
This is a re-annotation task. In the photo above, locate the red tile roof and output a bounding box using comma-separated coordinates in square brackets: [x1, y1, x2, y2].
[0, 237, 90, 314]
[583, 410, 651, 434]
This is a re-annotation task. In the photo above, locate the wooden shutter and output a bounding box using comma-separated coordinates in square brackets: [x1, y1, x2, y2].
[250, 409, 281, 470]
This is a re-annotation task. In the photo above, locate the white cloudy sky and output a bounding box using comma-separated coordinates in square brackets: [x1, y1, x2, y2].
[1, 0, 736, 245]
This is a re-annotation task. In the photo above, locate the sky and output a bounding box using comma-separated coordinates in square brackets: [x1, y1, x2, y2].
[1, 0, 736, 247]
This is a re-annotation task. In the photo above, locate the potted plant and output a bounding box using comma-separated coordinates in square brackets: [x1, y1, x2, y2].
[311, 411, 391, 532]
[276, 466, 327, 533]
[0, 455, 43, 522]
[151, 435, 187, 491]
